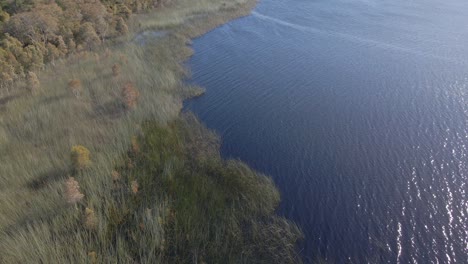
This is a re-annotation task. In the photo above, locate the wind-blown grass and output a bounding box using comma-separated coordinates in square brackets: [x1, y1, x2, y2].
[0, 0, 303, 262]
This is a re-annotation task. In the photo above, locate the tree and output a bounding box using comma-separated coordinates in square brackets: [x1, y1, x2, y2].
[4, 3, 62, 45]
[26, 71, 39, 94]
[118, 4, 132, 19]
[115, 17, 128, 35]
[2, 0, 36, 15]
[54, 36, 68, 55]
[0, 47, 18, 90]
[78, 22, 101, 50]
[80, 1, 110, 39]
[46, 42, 60, 63]
[0, 6, 10, 24]
[22, 42, 45, 71]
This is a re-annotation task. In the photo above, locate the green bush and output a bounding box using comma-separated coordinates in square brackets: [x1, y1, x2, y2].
[106, 117, 303, 263]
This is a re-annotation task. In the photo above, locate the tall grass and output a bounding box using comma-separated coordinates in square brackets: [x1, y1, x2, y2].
[0, 0, 302, 262]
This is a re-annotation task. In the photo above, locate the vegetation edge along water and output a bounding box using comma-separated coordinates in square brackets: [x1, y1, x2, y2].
[0, 0, 303, 262]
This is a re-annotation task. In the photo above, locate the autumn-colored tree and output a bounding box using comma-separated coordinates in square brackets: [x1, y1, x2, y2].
[56, 0, 83, 34]
[26, 71, 39, 94]
[116, 4, 132, 19]
[121, 82, 139, 109]
[1, 34, 26, 75]
[46, 43, 61, 62]
[66, 37, 76, 53]
[0, 0, 164, 91]
[54, 36, 68, 55]
[78, 22, 101, 50]
[4, 3, 62, 45]
[115, 17, 128, 35]
[71, 145, 91, 170]
[0, 48, 17, 90]
[80, 1, 110, 39]
[22, 43, 45, 70]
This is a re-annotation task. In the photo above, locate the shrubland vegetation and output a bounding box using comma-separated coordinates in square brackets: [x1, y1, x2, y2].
[0, 0, 303, 262]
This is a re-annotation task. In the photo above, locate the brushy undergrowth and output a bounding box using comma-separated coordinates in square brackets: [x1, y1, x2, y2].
[0, 0, 303, 262]
[103, 115, 302, 263]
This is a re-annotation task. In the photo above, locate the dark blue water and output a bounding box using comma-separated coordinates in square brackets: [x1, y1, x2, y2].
[185, 0, 468, 262]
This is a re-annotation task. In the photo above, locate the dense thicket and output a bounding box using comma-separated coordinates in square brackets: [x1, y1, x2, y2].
[106, 116, 303, 263]
[0, 0, 164, 91]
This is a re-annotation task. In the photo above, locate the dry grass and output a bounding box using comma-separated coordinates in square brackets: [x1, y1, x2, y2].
[0, 0, 302, 262]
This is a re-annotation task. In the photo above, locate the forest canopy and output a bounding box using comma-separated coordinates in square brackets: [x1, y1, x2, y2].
[0, 0, 164, 90]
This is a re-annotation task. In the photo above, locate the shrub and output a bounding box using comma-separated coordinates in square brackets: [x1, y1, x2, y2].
[131, 180, 139, 194]
[68, 79, 82, 98]
[26, 71, 40, 94]
[115, 17, 129, 35]
[88, 251, 97, 264]
[84, 207, 98, 230]
[65, 177, 84, 205]
[111, 170, 121, 182]
[112, 63, 121, 77]
[108, 119, 303, 263]
[71, 145, 91, 170]
[121, 82, 139, 109]
[79, 22, 101, 50]
[131, 135, 140, 153]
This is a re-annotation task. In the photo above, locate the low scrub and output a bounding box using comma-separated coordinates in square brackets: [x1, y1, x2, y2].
[104, 116, 303, 263]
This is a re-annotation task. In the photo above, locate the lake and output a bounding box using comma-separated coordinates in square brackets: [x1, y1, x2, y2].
[185, 0, 468, 262]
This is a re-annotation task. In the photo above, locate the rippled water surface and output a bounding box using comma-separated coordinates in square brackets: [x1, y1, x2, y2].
[185, 0, 468, 262]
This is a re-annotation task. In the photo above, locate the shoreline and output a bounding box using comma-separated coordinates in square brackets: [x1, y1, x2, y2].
[0, 0, 303, 262]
